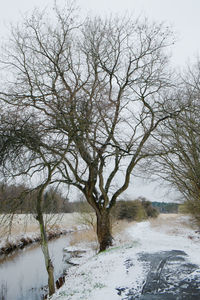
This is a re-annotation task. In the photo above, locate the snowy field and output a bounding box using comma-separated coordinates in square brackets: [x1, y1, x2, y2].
[51, 214, 200, 300]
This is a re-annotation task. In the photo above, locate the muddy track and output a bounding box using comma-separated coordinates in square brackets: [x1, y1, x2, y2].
[116, 250, 200, 300]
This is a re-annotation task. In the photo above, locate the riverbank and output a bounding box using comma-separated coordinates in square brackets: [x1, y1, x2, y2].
[0, 234, 76, 300]
[0, 213, 86, 256]
[51, 214, 200, 300]
[0, 213, 96, 300]
[1, 213, 199, 299]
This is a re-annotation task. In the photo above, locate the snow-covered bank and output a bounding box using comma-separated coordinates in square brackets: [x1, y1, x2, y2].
[0, 228, 71, 256]
[51, 214, 200, 300]
[0, 213, 86, 256]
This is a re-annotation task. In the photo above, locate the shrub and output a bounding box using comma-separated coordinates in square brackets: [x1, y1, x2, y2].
[141, 199, 159, 218]
[112, 198, 159, 222]
[179, 200, 200, 226]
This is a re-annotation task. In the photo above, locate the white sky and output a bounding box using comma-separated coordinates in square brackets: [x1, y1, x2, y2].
[0, 0, 198, 202]
[1, 0, 200, 67]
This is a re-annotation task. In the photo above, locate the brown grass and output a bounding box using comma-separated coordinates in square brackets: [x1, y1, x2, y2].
[149, 213, 197, 236]
[68, 218, 134, 250]
[112, 219, 135, 235]
[0, 214, 39, 237]
[0, 213, 146, 252]
[69, 229, 97, 246]
[0, 213, 82, 238]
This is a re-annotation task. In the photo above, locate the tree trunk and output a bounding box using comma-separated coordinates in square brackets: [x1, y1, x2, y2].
[96, 210, 113, 252]
[47, 259, 55, 296]
[36, 189, 55, 296]
[37, 213, 55, 296]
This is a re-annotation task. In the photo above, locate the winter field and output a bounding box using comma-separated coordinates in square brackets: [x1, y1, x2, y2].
[50, 214, 200, 300]
[0, 213, 200, 299]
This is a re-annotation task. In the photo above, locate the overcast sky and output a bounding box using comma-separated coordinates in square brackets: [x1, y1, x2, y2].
[1, 0, 200, 67]
[0, 0, 199, 201]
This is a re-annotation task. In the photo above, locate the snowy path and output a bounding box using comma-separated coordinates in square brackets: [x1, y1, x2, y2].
[139, 250, 200, 299]
[51, 215, 200, 300]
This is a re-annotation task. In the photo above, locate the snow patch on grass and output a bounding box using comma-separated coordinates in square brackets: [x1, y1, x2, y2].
[53, 242, 146, 300]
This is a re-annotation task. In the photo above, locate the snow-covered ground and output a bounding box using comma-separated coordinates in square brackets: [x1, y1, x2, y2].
[51, 214, 200, 300]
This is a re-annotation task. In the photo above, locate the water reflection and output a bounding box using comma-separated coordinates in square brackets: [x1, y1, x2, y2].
[0, 282, 7, 300]
[0, 235, 71, 300]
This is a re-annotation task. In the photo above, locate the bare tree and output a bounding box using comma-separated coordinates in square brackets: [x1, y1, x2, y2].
[0, 111, 70, 295]
[151, 61, 200, 222]
[0, 3, 177, 251]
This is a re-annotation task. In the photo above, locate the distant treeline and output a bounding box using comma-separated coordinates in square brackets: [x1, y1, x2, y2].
[0, 183, 98, 214]
[0, 182, 99, 214]
[0, 182, 178, 215]
[151, 202, 179, 213]
[0, 183, 70, 213]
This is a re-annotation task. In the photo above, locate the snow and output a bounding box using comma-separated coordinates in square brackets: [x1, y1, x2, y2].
[126, 216, 200, 266]
[0, 213, 192, 299]
[53, 244, 146, 300]
[51, 214, 200, 300]
[0, 213, 87, 253]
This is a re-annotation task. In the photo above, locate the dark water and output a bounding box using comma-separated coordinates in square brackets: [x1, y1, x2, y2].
[0, 235, 71, 300]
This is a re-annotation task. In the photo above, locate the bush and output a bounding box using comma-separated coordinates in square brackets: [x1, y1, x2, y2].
[141, 199, 159, 218]
[112, 198, 159, 222]
[179, 200, 200, 226]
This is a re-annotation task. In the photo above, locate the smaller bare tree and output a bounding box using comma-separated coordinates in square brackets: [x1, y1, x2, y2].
[0, 110, 69, 295]
[150, 61, 200, 222]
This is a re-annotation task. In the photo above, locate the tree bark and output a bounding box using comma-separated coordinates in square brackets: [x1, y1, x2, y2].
[37, 212, 55, 296]
[37, 192, 55, 296]
[96, 210, 113, 252]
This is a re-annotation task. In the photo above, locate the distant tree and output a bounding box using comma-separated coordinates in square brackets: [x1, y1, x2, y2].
[140, 198, 159, 218]
[43, 187, 68, 213]
[0, 183, 33, 213]
[151, 202, 179, 214]
[152, 60, 200, 222]
[112, 198, 158, 221]
[0, 181, 70, 214]
[113, 200, 147, 222]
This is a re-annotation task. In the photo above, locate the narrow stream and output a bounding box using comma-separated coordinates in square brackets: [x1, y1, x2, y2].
[0, 235, 72, 300]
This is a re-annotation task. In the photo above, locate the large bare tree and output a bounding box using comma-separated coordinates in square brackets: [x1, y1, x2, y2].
[0, 3, 177, 251]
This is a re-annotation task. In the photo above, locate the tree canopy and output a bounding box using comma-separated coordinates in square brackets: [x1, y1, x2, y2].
[0, 3, 177, 250]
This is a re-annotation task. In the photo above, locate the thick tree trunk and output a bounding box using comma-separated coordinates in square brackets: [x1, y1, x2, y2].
[96, 210, 113, 252]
